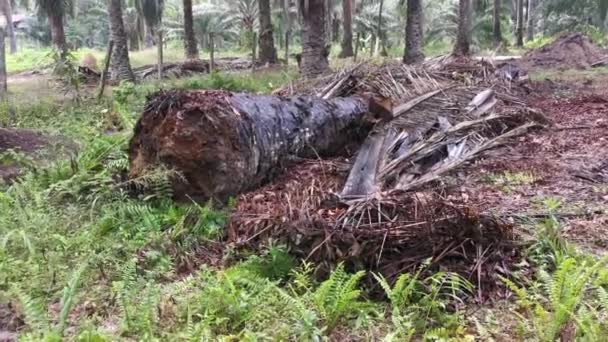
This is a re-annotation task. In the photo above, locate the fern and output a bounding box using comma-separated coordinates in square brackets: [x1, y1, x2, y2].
[12, 286, 49, 331]
[313, 264, 367, 332]
[57, 261, 88, 335]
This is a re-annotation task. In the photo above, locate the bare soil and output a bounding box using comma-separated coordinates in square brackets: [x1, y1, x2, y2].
[462, 78, 608, 253]
[521, 32, 607, 70]
[0, 128, 74, 182]
[0, 303, 23, 342]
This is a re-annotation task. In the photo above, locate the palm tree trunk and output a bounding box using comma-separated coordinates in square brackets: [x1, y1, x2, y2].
[0, 28, 7, 98]
[374, 0, 384, 57]
[109, 0, 136, 82]
[258, 0, 277, 64]
[144, 23, 154, 48]
[403, 0, 424, 64]
[1, 0, 16, 54]
[515, 0, 524, 47]
[299, 0, 329, 78]
[526, 0, 534, 42]
[339, 0, 354, 58]
[183, 0, 199, 60]
[47, 8, 67, 55]
[493, 0, 503, 48]
[453, 0, 472, 56]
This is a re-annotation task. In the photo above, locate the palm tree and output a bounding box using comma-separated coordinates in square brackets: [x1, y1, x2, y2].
[298, 0, 329, 77]
[183, 0, 198, 59]
[453, 0, 472, 56]
[403, 0, 424, 64]
[493, 0, 502, 48]
[108, 0, 135, 82]
[526, 0, 534, 42]
[36, 0, 70, 55]
[1, 0, 16, 53]
[515, 0, 523, 47]
[258, 0, 277, 64]
[339, 0, 353, 58]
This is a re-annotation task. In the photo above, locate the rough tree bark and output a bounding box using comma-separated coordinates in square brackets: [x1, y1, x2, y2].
[144, 23, 154, 48]
[258, 0, 278, 64]
[339, 0, 354, 58]
[299, 0, 330, 78]
[515, 0, 524, 47]
[526, 0, 535, 42]
[374, 0, 385, 57]
[453, 0, 472, 56]
[129, 90, 389, 202]
[0, 28, 6, 98]
[493, 0, 503, 48]
[1, 0, 16, 54]
[403, 0, 425, 64]
[109, 0, 136, 82]
[47, 8, 67, 55]
[183, 0, 199, 60]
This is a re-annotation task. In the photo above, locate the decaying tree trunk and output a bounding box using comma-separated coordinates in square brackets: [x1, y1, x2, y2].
[129, 90, 390, 202]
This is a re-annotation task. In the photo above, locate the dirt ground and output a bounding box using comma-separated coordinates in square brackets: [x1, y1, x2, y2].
[461, 75, 608, 253]
[521, 32, 607, 70]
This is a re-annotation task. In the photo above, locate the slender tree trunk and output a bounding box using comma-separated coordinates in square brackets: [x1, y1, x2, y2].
[374, 0, 384, 57]
[258, 0, 278, 64]
[0, 28, 7, 98]
[493, 0, 503, 48]
[108, 0, 135, 82]
[158, 21, 163, 80]
[325, 0, 332, 44]
[600, 0, 608, 29]
[1, 0, 16, 54]
[453, 0, 472, 56]
[183, 0, 199, 60]
[510, 0, 517, 33]
[283, 0, 291, 64]
[339, 0, 354, 58]
[47, 8, 67, 55]
[144, 23, 154, 48]
[515, 0, 524, 47]
[299, 0, 329, 78]
[403, 0, 425, 64]
[526, 0, 535, 42]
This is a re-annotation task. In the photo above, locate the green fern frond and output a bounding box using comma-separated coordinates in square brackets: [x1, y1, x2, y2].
[12, 286, 49, 331]
[57, 261, 88, 335]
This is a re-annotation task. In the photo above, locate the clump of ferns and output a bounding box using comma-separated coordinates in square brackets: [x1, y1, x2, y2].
[122, 165, 181, 201]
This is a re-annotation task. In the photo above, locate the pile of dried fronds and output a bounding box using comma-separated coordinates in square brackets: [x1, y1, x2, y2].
[230, 58, 544, 293]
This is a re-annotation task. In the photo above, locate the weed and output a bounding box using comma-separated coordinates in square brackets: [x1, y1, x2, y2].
[485, 170, 538, 193]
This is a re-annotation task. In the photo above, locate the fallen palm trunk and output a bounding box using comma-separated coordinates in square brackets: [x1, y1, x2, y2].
[128, 90, 389, 202]
[132, 58, 258, 80]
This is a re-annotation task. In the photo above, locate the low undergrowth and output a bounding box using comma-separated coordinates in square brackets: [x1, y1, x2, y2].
[1, 71, 607, 341]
